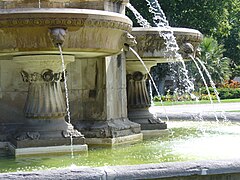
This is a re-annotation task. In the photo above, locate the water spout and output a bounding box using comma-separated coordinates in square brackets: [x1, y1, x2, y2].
[122, 31, 137, 51]
[49, 28, 67, 47]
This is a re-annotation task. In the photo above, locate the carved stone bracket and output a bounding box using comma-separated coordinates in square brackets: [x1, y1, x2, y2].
[19, 69, 67, 118]
[127, 71, 151, 108]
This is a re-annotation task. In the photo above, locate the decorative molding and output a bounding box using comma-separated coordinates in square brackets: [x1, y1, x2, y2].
[134, 33, 202, 53]
[20, 69, 64, 83]
[0, 15, 132, 32]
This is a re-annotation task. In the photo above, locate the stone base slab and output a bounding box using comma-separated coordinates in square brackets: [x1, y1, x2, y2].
[74, 118, 141, 138]
[85, 133, 143, 146]
[142, 129, 169, 139]
[8, 143, 88, 157]
[10, 137, 85, 148]
[128, 108, 167, 130]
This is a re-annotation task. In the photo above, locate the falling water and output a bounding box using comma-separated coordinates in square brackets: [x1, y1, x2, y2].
[196, 57, 220, 103]
[130, 47, 169, 121]
[196, 57, 228, 121]
[126, 2, 197, 101]
[58, 44, 74, 158]
[149, 80, 154, 105]
[126, 3, 151, 28]
[189, 55, 219, 121]
[38, 0, 41, 8]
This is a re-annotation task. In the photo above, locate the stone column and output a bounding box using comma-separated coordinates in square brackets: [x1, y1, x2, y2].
[10, 55, 86, 151]
[126, 60, 167, 130]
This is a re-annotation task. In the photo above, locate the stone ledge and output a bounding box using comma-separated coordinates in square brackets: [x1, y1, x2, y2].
[1, 159, 240, 179]
[8, 143, 88, 157]
[142, 129, 169, 139]
[85, 133, 143, 146]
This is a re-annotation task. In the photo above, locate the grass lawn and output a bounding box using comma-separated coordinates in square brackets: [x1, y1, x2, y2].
[154, 98, 240, 106]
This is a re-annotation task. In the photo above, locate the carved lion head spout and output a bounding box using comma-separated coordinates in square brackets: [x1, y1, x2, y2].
[122, 31, 137, 51]
[49, 28, 67, 47]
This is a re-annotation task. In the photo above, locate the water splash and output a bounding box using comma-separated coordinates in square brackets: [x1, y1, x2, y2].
[130, 47, 169, 121]
[58, 44, 74, 158]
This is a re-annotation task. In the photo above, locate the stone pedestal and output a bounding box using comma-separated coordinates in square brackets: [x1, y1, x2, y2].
[126, 61, 167, 130]
[10, 55, 87, 156]
[71, 54, 142, 146]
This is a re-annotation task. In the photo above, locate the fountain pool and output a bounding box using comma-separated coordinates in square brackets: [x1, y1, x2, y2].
[1, 120, 240, 173]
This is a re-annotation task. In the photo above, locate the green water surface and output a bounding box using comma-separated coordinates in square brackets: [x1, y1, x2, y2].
[1, 121, 240, 173]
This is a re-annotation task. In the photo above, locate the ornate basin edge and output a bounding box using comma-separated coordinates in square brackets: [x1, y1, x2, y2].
[0, 8, 132, 32]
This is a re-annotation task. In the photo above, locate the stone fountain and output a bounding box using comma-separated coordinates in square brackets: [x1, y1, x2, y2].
[0, 0, 203, 156]
[126, 27, 202, 131]
[0, 0, 143, 156]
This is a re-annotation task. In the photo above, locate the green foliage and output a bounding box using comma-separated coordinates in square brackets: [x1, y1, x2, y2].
[200, 87, 240, 99]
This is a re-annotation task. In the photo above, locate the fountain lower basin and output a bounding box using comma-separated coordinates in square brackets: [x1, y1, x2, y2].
[0, 8, 132, 58]
[1, 120, 240, 179]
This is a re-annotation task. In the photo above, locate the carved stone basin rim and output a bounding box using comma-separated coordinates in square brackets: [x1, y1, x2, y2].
[0, 8, 132, 58]
[0, 8, 132, 30]
[126, 27, 203, 63]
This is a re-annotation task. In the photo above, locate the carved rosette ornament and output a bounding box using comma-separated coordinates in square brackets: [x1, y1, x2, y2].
[127, 71, 151, 108]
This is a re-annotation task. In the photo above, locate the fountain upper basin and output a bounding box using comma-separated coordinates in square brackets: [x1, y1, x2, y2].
[126, 27, 203, 63]
[0, 8, 132, 59]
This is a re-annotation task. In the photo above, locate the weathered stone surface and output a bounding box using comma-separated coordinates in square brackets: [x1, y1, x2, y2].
[0, 8, 132, 59]
[126, 27, 203, 63]
[0, 0, 128, 13]
[128, 108, 167, 130]
[1, 159, 240, 179]
[157, 112, 240, 122]
[75, 118, 141, 138]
